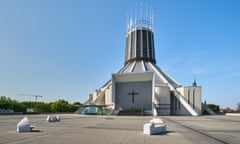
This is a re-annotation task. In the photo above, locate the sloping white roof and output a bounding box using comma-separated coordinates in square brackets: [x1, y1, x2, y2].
[112, 71, 154, 83]
[119, 61, 180, 88]
[98, 60, 181, 91]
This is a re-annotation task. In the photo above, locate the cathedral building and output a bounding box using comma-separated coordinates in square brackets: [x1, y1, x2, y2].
[84, 10, 202, 116]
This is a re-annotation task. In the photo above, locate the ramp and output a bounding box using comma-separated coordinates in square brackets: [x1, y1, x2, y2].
[202, 103, 216, 115]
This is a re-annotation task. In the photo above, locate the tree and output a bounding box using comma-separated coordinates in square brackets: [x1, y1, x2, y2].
[72, 101, 82, 106]
[11, 100, 26, 112]
[0, 96, 11, 109]
[207, 104, 220, 113]
[0, 96, 81, 113]
[236, 103, 240, 113]
[0, 96, 26, 112]
[50, 100, 74, 112]
[72, 101, 83, 111]
[33, 102, 51, 112]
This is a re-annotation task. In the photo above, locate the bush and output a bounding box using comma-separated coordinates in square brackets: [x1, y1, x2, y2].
[0, 96, 81, 113]
[0, 96, 26, 112]
[236, 103, 240, 113]
[50, 100, 75, 112]
[33, 102, 51, 112]
[207, 104, 220, 113]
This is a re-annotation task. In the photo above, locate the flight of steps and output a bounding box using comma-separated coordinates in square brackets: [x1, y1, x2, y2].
[117, 109, 151, 116]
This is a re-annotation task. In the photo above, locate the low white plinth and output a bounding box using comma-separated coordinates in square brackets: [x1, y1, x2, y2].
[46, 115, 60, 122]
[143, 118, 167, 135]
[17, 117, 35, 132]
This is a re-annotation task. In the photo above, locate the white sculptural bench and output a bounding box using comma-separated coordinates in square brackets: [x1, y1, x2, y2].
[143, 118, 167, 135]
[17, 117, 36, 132]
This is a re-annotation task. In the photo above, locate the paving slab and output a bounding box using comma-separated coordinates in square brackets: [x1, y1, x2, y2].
[0, 114, 240, 144]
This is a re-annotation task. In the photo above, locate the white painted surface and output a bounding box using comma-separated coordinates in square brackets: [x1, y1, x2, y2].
[226, 113, 240, 116]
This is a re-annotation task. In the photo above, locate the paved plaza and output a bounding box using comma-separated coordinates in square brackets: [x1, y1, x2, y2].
[0, 114, 240, 144]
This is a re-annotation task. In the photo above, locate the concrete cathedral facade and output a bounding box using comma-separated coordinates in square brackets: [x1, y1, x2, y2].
[85, 10, 202, 116]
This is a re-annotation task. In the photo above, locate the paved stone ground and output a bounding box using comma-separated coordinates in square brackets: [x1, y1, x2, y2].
[0, 114, 240, 144]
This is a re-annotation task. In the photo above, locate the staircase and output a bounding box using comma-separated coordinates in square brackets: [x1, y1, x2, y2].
[117, 109, 144, 116]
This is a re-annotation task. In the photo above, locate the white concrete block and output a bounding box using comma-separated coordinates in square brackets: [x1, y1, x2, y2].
[46, 115, 60, 122]
[144, 118, 167, 135]
[143, 122, 167, 135]
[17, 117, 35, 132]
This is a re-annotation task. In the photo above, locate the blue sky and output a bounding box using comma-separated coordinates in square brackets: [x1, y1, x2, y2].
[0, 0, 240, 109]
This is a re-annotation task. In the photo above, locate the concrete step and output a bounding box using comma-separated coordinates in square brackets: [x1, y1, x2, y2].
[118, 110, 143, 116]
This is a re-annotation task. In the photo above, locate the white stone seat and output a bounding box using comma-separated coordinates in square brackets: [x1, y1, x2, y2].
[143, 118, 167, 135]
[17, 117, 35, 132]
[46, 115, 60, 122]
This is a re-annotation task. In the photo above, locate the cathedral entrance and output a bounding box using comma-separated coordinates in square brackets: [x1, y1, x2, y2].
[112, 72, 154, 112]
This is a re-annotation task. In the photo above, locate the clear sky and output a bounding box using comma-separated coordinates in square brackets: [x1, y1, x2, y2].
[0, 0, 240, 109]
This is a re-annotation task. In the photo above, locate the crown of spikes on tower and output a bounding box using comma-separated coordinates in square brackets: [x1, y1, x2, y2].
[125, 7, 156, 65]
